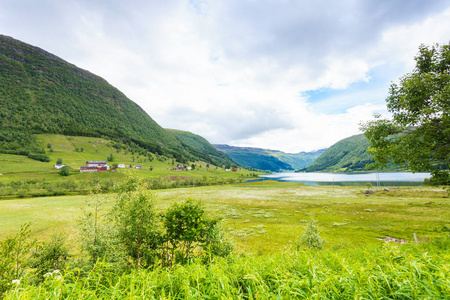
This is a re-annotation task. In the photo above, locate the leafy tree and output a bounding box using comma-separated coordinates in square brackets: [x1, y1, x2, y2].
[361, 43, 450, 176]
[161, 198, 228, 266]
[110, 175, 161, 268]
[59, 165, 70, 176]
[56, 158, 63, 165]
[78, 184, 123, 266]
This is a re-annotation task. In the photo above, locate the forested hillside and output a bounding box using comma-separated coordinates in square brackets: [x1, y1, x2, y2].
[0, 35, 226, 165]
[302, 134, 375, 172]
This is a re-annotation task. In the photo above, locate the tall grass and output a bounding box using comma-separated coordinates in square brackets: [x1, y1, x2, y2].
[5, 238, 450, 299]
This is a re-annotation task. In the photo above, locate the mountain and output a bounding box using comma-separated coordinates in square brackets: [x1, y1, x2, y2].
[0, 34, 227, 165]
[302, 134, 375, 172]
[167, 129, 235, 167]
[213, 145, 324, 172]
[268, 149, 326, 170]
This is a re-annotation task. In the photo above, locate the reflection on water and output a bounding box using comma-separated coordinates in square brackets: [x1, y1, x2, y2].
[256, 172, 431, 186]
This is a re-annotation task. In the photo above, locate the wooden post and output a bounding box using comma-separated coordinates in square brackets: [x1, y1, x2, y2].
[413, 233, 418, 244]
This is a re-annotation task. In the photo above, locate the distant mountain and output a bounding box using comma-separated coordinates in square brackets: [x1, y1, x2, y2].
[0, 34, 225, 165]
[167, 130, 235, 167]
[214, 145, 324, 172]
[269, 149, 326, 170]
[302, 134, 375, 172]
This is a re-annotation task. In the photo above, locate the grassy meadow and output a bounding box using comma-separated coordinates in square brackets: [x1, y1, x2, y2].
[1, 181, 450, 299]
[1, 181, 448, 253]
[0, 134, 262, 183]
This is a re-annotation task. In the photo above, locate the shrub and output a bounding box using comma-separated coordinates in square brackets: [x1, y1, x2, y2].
[58, 166, 70, 176]
[162, 198, 232, 266]
[30, 230, 69, 279]
[0, 223, 33, 296]
[299, 219, 324, 250]
[110, 176, 161, 268]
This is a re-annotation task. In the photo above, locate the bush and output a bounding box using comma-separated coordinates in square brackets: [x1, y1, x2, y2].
[27, 152, 50, 162]
[162, 198, 229, 266]
[0, 223, 33, 296]
[30, 231, 69, 279]
[298, 219, 324, 250]
[58, 166, 70, 176]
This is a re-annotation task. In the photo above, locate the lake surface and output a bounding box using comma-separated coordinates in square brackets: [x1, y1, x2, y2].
[258, 172, 431, 186]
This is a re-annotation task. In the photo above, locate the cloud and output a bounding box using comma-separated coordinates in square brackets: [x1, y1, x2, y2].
[1, 0, 449, 152]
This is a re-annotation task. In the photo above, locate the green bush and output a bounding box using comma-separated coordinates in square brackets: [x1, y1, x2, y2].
[298, 219, 324, 250]
[30, 231, 69, 279]
[58, 166, 70, 176]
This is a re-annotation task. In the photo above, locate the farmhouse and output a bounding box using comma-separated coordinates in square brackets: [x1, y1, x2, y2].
[85, 161, 109, 168]
[79, 160, 110, 173]
[173, 165, 186, 171]
[80, 165, 108, 173]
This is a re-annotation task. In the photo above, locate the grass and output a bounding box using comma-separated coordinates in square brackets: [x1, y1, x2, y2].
[1, 182, 448, 254]
[0, 134, 263, 183]
[4, 240, 450, 299]
[1, 182, 449, 299]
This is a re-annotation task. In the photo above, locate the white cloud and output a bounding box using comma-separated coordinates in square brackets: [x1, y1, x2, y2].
[1, 0, 449, 152]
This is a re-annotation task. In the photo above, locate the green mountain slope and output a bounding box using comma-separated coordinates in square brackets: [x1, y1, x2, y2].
[302, 134, 375, 172]
[268, 149, 326, 170]
[214, 145, 324, 172]
[0, 35, 218, 164]
[167, 130, 235, 167]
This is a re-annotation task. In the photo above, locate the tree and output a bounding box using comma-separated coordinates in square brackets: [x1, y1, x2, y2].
[361, 43, 450, 176]
[59, 165, 70, 176]
[78, 184, 122, 266]
[161, 198, 228, 266]
[107, 153, 114, 162]
[110, 175, 161, 268]
[56, 158, 63, 165]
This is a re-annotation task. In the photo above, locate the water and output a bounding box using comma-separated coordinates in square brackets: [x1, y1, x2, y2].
[257, 172, 431, 186]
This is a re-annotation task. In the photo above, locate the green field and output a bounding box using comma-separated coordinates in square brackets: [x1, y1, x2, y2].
[0, 134, 264, 200]
[0, 134, 260, 180]
[1, 182, 448, 253]
[1, 182, 449, 299]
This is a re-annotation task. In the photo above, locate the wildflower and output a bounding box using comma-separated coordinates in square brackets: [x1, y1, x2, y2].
[11, 279, 20, 285]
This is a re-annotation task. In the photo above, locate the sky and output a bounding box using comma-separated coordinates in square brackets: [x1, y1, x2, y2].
[1, 0, 449, 153]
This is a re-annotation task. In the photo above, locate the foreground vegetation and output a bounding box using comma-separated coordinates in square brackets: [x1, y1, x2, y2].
[4, 238, 450, 299]
[1, 180, 449, 298]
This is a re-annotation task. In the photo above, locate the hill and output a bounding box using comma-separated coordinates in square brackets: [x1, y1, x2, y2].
[302, 134, 375, 172]
[167, 129, 236, 167]
[0, 34, 227, 165]
[269, 149, 326, 170]
[214, 145, 324, 172]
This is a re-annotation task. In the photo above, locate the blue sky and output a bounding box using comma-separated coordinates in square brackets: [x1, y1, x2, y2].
[0, 0, 449, 152]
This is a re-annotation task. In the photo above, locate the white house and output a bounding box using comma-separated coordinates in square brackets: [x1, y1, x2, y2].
[54, 164, 66, 169]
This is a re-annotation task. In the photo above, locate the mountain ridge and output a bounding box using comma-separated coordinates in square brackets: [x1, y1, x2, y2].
[0, 34, 232, 166]
[214, 144, 325, 171]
